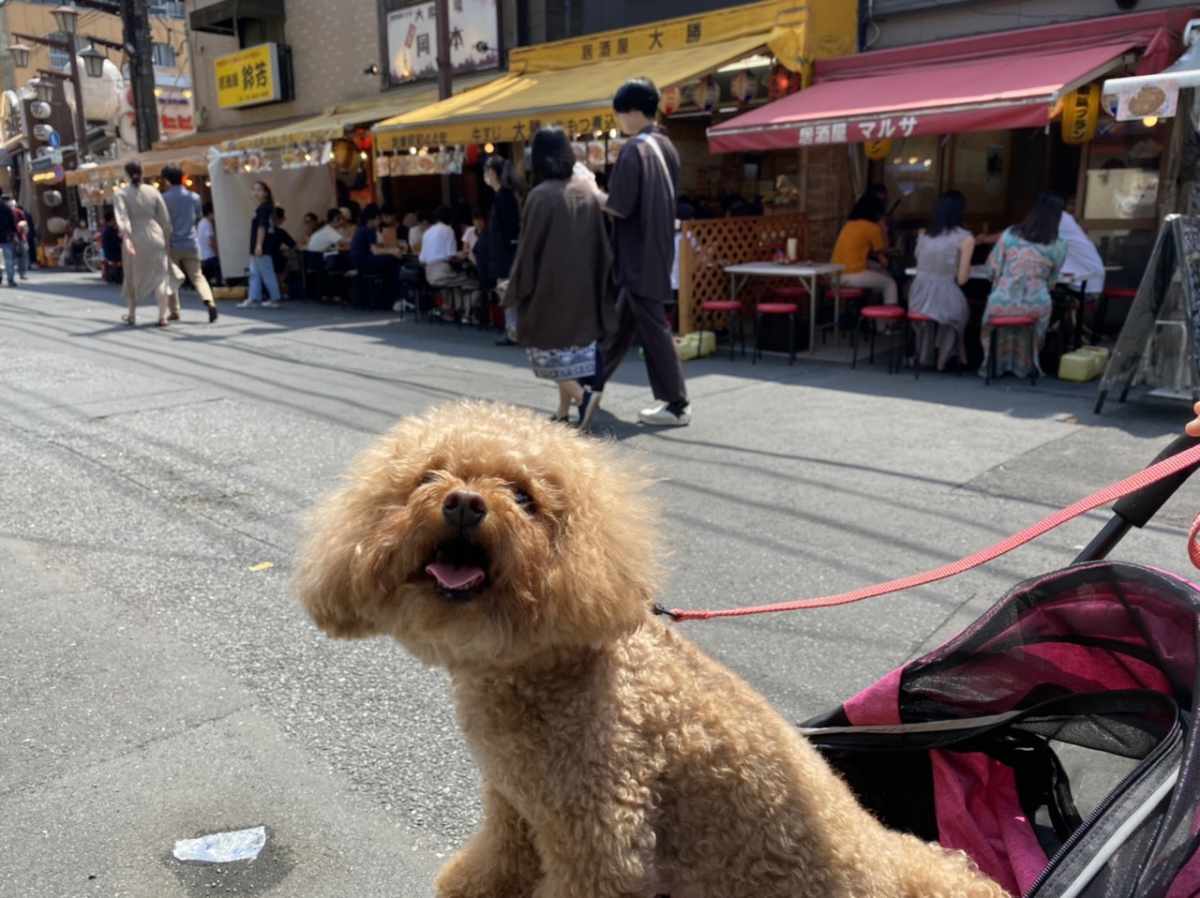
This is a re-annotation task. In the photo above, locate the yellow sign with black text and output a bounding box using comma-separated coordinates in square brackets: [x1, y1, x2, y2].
[215, 43, 283, 109]
[1062, 84, 1100, 145]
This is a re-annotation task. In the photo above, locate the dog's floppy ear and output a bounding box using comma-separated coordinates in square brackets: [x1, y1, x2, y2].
[546, 450, 662, 644]
[293, 487, 387, 639]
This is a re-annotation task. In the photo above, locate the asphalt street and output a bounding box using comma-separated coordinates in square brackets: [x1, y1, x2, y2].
[2, 273, 1197, 897]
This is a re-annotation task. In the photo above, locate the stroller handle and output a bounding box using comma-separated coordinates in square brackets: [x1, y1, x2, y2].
[1112, 433, 1200, 528]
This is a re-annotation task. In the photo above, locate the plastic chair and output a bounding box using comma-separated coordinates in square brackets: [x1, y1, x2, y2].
[984, 314, 1039, 386]
[700, 299, 746, 361]
[851, 305, 905, 371]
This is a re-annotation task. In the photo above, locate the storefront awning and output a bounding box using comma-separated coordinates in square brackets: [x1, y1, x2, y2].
[63, 121, 306, 187]
[373, 0, 857, 150]
[708, 8, 1193, 153]
[223, 74, 500, 152]
[375, 34, 769, 150]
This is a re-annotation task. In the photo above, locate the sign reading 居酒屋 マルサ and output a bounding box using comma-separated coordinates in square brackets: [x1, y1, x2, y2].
[215, 43, 283, 109]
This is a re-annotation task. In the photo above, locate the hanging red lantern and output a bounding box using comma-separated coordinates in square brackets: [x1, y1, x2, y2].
[767, 65, 801, 101]
[353, 128, 373, 152]
[465, 143, 481, 165]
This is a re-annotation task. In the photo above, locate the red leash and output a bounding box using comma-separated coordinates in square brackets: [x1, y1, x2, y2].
[658, 443, 1200, 623]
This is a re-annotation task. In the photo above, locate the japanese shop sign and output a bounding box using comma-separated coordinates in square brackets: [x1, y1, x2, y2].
[1061, 84, 1100, 144]
[382, 110, 618, 150]
[797, 115, 919, 146]
[215, 44, 282, 109]
[387, 0, 499, 84]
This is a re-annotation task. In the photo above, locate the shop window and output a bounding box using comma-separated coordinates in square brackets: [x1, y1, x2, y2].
[1083, 122, 1167, 223]
[948, 131, 1010, 226]
[152, 42, 177, 68]
[881, 135, 939, 223]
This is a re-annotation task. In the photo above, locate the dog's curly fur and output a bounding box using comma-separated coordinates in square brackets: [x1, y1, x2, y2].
[294, 402, 1010, 898]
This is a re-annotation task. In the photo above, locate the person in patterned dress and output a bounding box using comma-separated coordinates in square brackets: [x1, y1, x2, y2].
[982, 193, 1068, 379]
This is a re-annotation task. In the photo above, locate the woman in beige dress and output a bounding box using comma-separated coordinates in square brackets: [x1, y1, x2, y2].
[114, 159, 173, 327]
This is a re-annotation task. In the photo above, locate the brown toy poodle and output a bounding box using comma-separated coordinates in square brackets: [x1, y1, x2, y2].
[294, 402, 1008, 898]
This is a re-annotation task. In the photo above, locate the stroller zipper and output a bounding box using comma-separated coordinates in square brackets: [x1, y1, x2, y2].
[1025, 721, 1182, 898]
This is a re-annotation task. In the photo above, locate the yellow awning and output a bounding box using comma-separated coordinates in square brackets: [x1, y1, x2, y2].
[223, 73, 500, 151]
[375, 34, 768, 150]
[373, 0, 857, 150]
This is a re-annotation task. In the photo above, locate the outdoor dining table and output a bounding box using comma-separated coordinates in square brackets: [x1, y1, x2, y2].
[722, 261, 845, 355]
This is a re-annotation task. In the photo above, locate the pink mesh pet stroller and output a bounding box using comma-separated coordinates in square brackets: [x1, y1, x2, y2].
[795, 435, 1200, 898]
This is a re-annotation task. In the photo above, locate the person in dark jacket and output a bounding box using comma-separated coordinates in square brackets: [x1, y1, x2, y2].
[0, 191, 18, 286]
[484, 155, 522, 345]
[502, 127, 612, 424]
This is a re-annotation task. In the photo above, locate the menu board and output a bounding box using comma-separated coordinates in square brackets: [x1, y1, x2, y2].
[1096, 215, 1200, 413]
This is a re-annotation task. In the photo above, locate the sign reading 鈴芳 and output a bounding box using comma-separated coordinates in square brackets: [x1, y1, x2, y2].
[215, 44, 283, 109]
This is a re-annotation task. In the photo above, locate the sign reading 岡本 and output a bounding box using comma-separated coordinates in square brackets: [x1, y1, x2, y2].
[215, 44, 282, 109]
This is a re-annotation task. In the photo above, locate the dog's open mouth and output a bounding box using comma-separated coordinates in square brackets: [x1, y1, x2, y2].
[424, 536, 491, 600]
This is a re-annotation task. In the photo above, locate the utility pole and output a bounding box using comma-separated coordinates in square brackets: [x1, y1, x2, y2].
[435, 0, 452, 101]
[435, 0, 452, 202]
[121, 0, 158, 151]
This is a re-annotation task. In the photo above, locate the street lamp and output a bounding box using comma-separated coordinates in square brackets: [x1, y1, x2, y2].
[8, 42, 31, 69]
[79, 43, 105, 78]
[51, 4, 79, 37]
[29, 76, 54, 103]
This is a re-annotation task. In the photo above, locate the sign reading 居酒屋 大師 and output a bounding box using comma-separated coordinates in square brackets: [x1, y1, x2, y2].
[215, 44, 283, 109]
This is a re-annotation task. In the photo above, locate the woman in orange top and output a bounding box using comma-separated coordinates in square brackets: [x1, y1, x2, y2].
[831, 194, 898, 305]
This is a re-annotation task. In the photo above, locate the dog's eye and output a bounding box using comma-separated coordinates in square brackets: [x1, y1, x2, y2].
[511, 487, 536, 514]
[419, 471, 440, 485]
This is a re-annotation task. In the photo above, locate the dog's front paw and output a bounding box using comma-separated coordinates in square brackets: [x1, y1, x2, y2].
[436, 849, 535, 898]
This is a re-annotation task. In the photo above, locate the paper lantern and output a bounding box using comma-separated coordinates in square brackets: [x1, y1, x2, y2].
[767, 65, 802, 101]
[1062, 83, 1101, 145]
[864, 139, 893, 161]
[692, 76, 720, 112]
[465, 143, 481, 165]
[730, 71, 757, 104]
[659, 85, 682, 116]
[353, 128, 373, 152]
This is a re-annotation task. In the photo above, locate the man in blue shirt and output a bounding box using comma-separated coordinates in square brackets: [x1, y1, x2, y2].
[161, 164, 218, 323]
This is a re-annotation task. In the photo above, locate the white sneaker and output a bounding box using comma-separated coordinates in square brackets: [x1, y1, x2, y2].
[237, 299, 260, 308]
[262, 300, 282, 308]
[638, 403, 691, 427]
[392, 300, 415, 313]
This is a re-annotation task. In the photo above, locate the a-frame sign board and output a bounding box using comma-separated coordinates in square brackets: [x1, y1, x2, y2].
[1095, 214, 1200, 414]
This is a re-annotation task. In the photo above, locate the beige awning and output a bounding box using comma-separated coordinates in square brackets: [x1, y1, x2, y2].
[221, 73, 501, 152]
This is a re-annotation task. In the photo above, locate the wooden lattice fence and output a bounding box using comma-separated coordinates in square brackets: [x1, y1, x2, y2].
[678, 213, 809, 336]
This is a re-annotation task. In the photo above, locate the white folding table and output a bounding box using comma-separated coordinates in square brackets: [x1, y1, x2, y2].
[723, 262, 846, 355]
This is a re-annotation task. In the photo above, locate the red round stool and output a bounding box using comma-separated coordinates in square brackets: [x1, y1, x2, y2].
[984, 314, 1039, 386]
[700, 299, 746, 361]
[821, 286, 866, 344]
[852, 305, 905, 372]
[1094, 287, 1137, 341]
[754, 301, 801, 365]
[768, 285, 810, 302]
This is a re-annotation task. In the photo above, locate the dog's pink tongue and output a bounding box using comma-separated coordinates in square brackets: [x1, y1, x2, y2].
[426, 562, 486, 591]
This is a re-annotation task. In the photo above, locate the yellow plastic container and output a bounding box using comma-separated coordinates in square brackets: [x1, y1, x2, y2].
[674, 330, 717, 361]
[1058, 349, 1101, 382]
[1079, 346, 1110, 378]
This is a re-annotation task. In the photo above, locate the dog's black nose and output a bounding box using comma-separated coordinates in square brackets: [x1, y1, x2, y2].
[443, 490, 487, 530]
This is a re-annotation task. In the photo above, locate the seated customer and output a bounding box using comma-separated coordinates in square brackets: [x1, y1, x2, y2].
[1059, 200, 1105, 297]
[420, 205, 480, 320]
[982, 192, 1068, 379]
[831, 194, 898, 305]
[909, 190, 975, 371]
[307, 208, 347, 254]
[350, 203, 402, 298]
